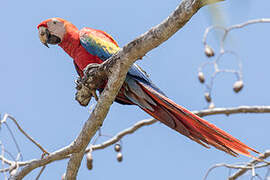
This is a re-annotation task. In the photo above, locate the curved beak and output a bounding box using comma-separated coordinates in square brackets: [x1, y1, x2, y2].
[38, 26, 50, 48]
[38, 26, 62, 47]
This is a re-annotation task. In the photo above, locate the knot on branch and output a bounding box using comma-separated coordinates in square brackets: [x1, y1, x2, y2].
[75, 63, 107, 106]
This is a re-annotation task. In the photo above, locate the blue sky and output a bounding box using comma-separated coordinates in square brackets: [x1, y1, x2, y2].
[1, 0, 270, 179]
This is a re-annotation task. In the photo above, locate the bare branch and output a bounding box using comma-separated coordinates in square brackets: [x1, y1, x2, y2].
[0, 155, 13, 166]
[228, 150, 270, 180]
[4, 104, 270, 180]
[203, 150, 270, 180]
[1, 143, 8, 180]
[34, 166, 46, 180]
[90, 118, 157, 151]
[203, 18, 270, 53]
[0, 167, 9, 173]
[193, 105, 270, 117]
[1, 114, 49, 155]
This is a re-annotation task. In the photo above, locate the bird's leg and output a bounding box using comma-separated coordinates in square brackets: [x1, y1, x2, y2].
[75, 63, 107, 106]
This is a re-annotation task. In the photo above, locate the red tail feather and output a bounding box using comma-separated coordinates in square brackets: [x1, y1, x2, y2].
[139, 83, 259, 158]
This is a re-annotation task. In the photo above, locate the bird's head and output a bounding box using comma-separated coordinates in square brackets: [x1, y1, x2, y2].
[37, 17, 76, 48]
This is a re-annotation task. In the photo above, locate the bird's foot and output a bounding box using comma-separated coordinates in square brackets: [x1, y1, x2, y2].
[75, 84, 92, 106]
[75, 63, 107, 106]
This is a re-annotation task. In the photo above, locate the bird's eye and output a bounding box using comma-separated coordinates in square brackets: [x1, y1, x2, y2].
[53, 21, 57, 25]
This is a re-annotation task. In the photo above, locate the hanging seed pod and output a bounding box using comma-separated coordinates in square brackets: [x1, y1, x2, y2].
[209, 102, 215, 109]
[114, 144, 121, 152]
[117, 152, 123, 162]
[204, 45, 215, 57]
[233, 80, 244, 93]
[86, 152, 93, 170]
[198, 72, 205, 83]
[204, 92, 211, 103]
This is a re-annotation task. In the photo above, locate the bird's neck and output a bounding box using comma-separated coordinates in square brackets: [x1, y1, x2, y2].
[58, 26, 80, 59]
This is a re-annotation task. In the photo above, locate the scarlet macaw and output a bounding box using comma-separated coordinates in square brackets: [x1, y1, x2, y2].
[37, 17, 258, 158]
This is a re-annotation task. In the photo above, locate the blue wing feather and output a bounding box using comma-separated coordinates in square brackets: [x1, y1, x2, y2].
[127, 64, 165, 95]
[79, 27, 165, 110]
[79, 27, 119, 61]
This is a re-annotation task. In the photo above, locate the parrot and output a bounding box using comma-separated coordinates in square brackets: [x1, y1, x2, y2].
[37, 17, 259, 158]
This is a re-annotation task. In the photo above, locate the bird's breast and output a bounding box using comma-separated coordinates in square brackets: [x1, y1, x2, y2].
[74, 45, 104, 71]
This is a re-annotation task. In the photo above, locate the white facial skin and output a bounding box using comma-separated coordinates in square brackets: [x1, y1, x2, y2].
[47, 18, 66, 41]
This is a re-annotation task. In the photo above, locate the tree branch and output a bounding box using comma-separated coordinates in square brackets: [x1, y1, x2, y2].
[203, 150, 270, 180]
[90, 118, 157, 151]
[228, 150, 270, 180]
[5, 105, 270, 180]
[1, 114, 49, 155]
[193, 105, 270, 117]
[9, 0, 224, 179]
[203, 18, 270, 55]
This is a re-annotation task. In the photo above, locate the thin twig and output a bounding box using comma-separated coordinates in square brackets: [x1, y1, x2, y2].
[35, 166, 46, 180]
[228, 150, 270, 180]
[0, 167, 10, 173]
[0, 155, 13, 166]
[89, 118, 157, 151]
[203, 152, 270, 180]
[1, 114, 49, 155]
[193, 106, 270, 117]
[203, 18, 270, 52]
[1, 143, 7, 180]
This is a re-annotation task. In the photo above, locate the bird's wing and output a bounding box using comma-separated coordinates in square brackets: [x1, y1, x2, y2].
[79, 27, 154, 83]
[79, 27, 163, 107]
[79, 27, 120, 61]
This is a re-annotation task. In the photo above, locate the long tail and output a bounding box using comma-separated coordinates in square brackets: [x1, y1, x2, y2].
[137, 82, 259, 158]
